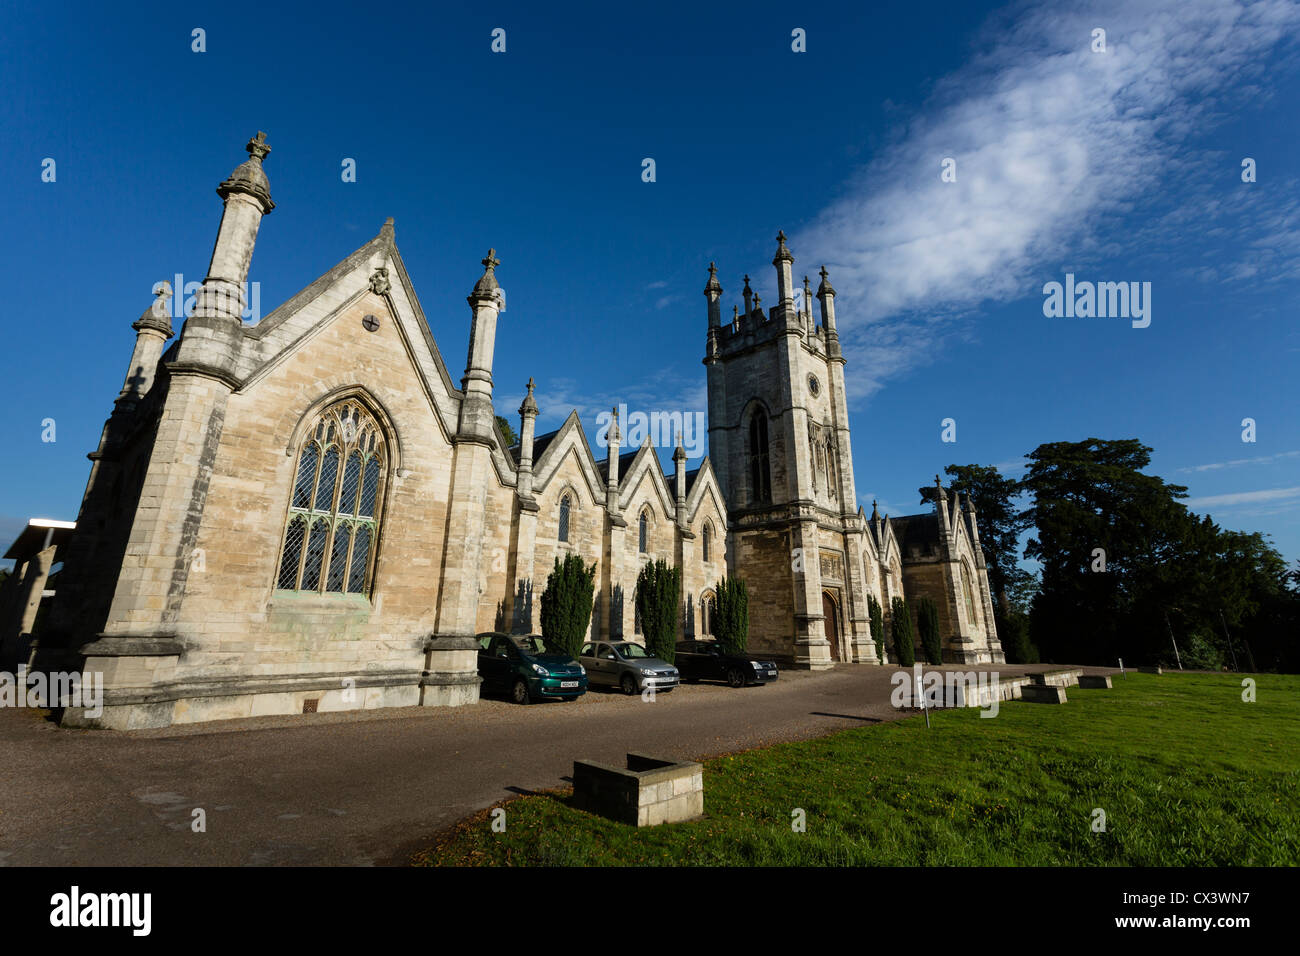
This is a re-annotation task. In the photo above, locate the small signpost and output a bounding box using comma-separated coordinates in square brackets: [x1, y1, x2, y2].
[916, 666, 930, 729]
[1118, 657, 1125, 679]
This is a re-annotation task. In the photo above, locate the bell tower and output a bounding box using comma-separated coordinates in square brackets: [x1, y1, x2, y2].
[703, 233, 879, 667]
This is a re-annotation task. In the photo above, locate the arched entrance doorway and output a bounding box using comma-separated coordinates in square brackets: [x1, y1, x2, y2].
[822, 590, 842, 662]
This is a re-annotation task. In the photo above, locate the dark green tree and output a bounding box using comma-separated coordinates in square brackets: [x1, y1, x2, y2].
[1020, 438, 1231, 666]
[867, 594, 885, 661]
[635, 559, 681, 664]
[539, 553, 596, 658]
[890, 596, 915, 666]
[714, 576, 750, 654]
[916, 597, 942, 664]
[495, 415, 519, 447]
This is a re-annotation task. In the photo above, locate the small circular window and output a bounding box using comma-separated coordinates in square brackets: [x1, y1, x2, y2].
[808, 375, 820, 396]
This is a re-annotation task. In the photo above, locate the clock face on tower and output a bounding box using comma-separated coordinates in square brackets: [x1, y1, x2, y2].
[808, 374, 820, 396]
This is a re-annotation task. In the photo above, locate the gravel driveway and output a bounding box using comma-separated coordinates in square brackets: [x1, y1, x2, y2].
[0, 662, 1111, 865]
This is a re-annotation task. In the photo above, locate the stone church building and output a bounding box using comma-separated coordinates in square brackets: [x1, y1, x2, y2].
[20, 134, 1001, 729]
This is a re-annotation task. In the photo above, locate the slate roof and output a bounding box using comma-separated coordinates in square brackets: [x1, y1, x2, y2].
[508, 432, 705, 497]
[889, 512, 941, 558]
[507, 427, 562, 467]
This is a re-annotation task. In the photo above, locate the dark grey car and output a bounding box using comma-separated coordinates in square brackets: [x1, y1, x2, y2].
[579, 640, 680, 695]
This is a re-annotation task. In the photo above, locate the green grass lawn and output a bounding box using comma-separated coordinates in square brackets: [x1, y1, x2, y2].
[415, 673, 1300, 866]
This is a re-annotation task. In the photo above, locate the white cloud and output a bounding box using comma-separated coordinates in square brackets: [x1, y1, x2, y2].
[1179, 449, 1300, 472]
[793, 0, 1300, 400]
[1184, 485, 1300, 508]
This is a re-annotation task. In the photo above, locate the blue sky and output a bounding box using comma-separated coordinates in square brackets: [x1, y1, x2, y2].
[2, 0, 1298, 569]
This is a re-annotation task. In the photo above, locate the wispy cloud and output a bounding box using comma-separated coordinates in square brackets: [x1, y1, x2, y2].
[793, 0, 1300, 400]
[1184, 486, 1300, 508]
[1179, 449, 1300, 472]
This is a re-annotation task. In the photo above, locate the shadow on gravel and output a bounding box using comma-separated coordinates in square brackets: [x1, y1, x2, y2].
[810, 711, 882, 723]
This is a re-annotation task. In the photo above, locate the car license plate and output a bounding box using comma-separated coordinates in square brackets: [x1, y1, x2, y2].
[560, 681, 579, 688]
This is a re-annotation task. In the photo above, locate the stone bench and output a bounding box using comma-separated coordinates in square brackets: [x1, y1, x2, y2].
[573, 753, 704, 827]
[1026, 668, 1082, 688]
[1078, 675, 1113, 689]
[1019, 683, 1068, 704]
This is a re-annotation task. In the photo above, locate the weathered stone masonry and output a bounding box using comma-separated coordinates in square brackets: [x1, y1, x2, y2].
[29, 134, 1001, 729]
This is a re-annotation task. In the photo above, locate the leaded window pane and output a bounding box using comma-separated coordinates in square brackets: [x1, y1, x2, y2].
[315, 447, 339, 511]
[301, 518, 330, 591]
[278, 517, 307, 589]
[326, 523, 352, 592]
[340, 452, 363, 516]
[348, 526, 372, 593]
[279, 399, 386, 596]
[639, 514, 647, 553]
[558, 495, 571, 543]
[359, 458, 381, 517]
[292, 444, 319, 509]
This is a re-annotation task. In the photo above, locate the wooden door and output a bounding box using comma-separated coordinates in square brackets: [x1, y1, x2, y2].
[822, 591, 842, 662]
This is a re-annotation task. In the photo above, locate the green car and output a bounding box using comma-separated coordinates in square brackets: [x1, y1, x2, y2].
[476, 632, 588, 704]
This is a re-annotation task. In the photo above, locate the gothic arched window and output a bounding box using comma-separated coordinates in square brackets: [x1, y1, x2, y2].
[701, 590, 717, 635]
[961, 560, 979, 628]
[276, 399, 386, 596]
[702, 521, 712, 563]
[558, 493, 572, 543]
[638, 510, 649, 553]
[825, 437, 837, 500]
[748, 408, 771, 503]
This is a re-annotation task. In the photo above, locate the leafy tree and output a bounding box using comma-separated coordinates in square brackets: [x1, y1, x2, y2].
[1213, 532, 1297, 673]
[714, 576, 750, 654]
[1016, 437, 1295, 669]
[890, 597, 915, 666]
[635, 559, 681, 664]
[539, 554, 596, 658]
[1021, 438, 1193, 665]
[495, 415, 519, 447]
[916, 597, 942, 664]
[867, 594, 885, 662]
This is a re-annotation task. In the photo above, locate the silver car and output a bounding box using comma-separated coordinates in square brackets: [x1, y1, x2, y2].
[580, 640, 680, 695]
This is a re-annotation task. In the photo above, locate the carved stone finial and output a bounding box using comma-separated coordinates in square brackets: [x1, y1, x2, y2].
[817, 265, 836, 299]
[246, 131, 271, 162]
[773, 230, 794, 263]
[471, 248, 502, 297]
[704, 261, 722, 295]
[519, 376, 539, 417]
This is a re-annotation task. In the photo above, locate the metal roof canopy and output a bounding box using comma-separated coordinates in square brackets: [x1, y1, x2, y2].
[4, 518, 76, 561]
